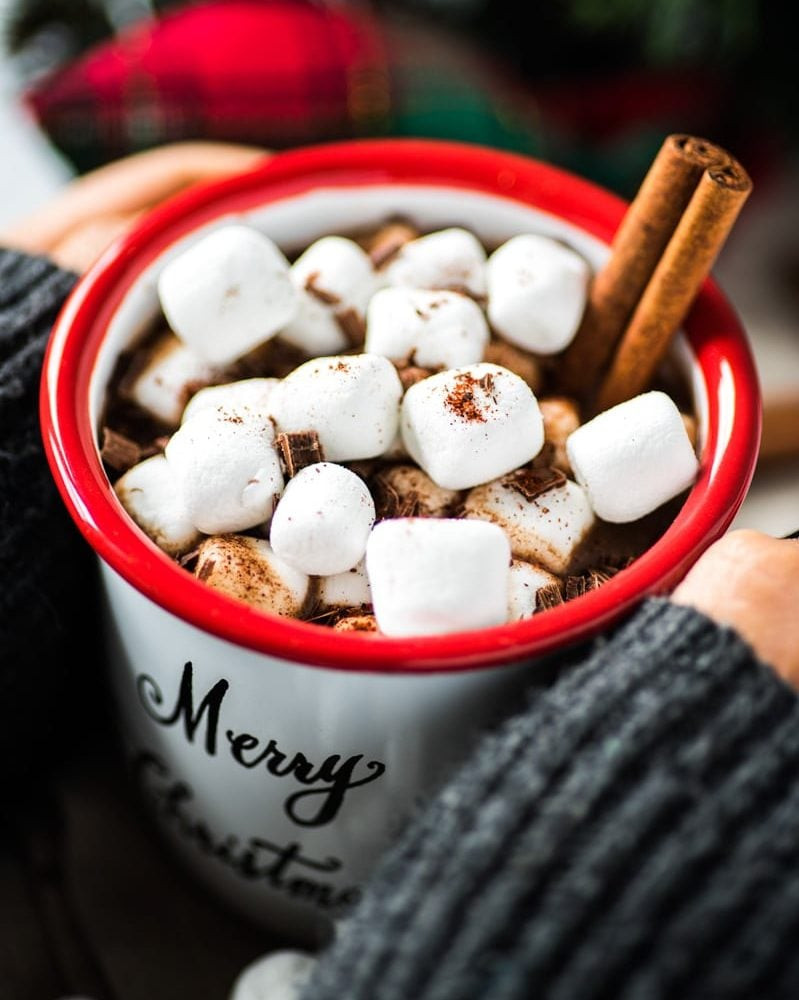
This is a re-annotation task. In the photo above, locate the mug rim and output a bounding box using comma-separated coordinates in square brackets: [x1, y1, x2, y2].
[39, 137, 762, 673]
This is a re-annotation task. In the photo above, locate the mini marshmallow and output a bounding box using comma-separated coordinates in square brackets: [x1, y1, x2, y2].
[229, 949, 317, 1000]
[194, 535, 309, 618]
[268, 353, 403, 461]
[400, 362, 544, 490]
[507, 559, 561, 621]
[157, 223, 298, 364]
[181, 377, 279, 424]
[289, 235, 376, 319]
[164, 407, 283, 534]
[566, 390, 700, 523]
[384, 227, 487, 298]
[123, 330, 221, 428]
[483, 338, 542, 392]
[366, 517, 511, 637]
[372, 463, 461, 518]
[278, 288, 351, 356]
[364, 287, 489, 369]
[317, 558, 372, 610]
[463, 470, 595, 574]
[114, 455, 201, 557]
[486, 233, 590, 354]
[269, 462, 376, 576]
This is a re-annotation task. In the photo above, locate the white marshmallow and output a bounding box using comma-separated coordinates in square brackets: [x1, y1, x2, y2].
[229, 949, 317, 1000]
[463, 471, 595, 574]
[317, 558, 372, 610]
[365, 517, 511, 636]
[372, 463, 461, 518]
[269, 463, 376, 576]
[268, 353, 403, 462]
[194, 536, 309, 618]
[164, 407, 283, 534]
[486, 234, 590, 354]
[400, 362, 544, 490]
[181, 377, 279, 424]
[364, 287, 489, 370]
[507, 559, 561, 621]
[157, 224, 298, 364]
[278, 288, 351, 356]
[290, 235, 376, 316]
[113, 455, 201, 557]
[125, 330, 221, 428]
[384, 227, 487, 298]
[566, 390, 700, 523]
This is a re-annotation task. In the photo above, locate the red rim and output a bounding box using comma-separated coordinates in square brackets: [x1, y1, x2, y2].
[40, 138, 762, 673]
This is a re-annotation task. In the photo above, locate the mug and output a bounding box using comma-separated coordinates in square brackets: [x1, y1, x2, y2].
[40, 138, 761, 945]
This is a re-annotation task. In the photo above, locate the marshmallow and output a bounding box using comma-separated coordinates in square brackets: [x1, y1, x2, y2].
[400, 362, 545, 490]
[157, 224, 298, 364]
[113, 455, 201, 557]
[483, 338, 542, 392]
[486, 234, 590, 354]
[384, 227, 487, 298]
[229, 949, 317, 1000]
[364, 287, 489, 370]
[194, 535, 309, 618]
[565, 390, 700, 523]
[463, 470, 595, 574]
[123, 330, 222, 428]
[317, 558, 372, 611]
[334, 614, 378, 632]
[164, 407, 283, 534]
[269, 462, 376, 576]
[372, 463, 461, 519]
[365, 517, 511, 636]
[289, 235, 376, 319]
[268, 353, 403, 462]
[507, 559, 561, 621]
[181, 377, 279, 424]
[278, 288, 351, 357]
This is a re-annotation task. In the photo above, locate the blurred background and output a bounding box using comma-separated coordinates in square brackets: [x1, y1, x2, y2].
[0, 0, 796, 524]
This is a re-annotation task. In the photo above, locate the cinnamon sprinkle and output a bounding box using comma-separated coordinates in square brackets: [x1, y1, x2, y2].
[444, 371, 489, 422]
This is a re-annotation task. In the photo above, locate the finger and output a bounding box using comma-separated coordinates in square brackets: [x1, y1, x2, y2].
[49, 212, 145, 274]
[1, 141, 270, 256]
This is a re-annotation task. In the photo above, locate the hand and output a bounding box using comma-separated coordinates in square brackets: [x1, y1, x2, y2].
[0, 141, 269, 272]
[671, 528, 799, 688]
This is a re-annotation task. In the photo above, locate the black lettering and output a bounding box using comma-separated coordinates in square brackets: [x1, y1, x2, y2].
[137, 662, 228, 755]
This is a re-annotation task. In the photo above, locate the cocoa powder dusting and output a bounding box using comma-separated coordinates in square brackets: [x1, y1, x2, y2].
[444, 371, 489, 422]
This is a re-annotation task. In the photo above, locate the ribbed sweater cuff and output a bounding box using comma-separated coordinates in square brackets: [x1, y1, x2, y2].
[304, 598, 799, 1000]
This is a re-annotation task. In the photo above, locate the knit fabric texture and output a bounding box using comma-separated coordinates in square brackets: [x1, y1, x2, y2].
[302, 597, 799, 1000]
[0, 249, 102, 794]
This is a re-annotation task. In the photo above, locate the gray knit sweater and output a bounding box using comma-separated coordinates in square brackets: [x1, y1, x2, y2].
[3, 248, 799, 998]
[301, 588, 799, 997]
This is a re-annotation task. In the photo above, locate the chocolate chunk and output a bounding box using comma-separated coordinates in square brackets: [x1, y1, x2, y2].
[536, 582, 564, 611]
[100, 427, 142, 473]
[276, 431, 325, 477]
[565, 575, 587, 600]
[505, 466, 567, 502]
[367, 221, 419, 268]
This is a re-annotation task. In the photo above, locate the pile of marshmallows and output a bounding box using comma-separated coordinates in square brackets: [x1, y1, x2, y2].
[112, 222, 699, 637]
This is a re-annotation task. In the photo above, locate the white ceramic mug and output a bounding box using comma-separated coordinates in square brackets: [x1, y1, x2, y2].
[41, 138, 761, 945]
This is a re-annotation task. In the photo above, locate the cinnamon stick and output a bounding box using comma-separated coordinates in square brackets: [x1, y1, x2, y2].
[596, 157, 752, 410]
[558, 134, 732, 400]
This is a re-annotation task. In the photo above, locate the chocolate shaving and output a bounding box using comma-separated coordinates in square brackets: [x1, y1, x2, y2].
[372, 477, 423, 521]
[536, 583, 564, 611]
[336, 308, 366, 348]
[505, 466, 567, 502]
[305, 272, 341, 305]
[367, 221, 418, 268]
[276, 431, 325, 477]
[100, 427, 142, 473]
[565, 575, 587, 600]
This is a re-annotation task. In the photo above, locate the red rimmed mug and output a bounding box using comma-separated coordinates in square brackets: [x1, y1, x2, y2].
[40, 138, 761, 945]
